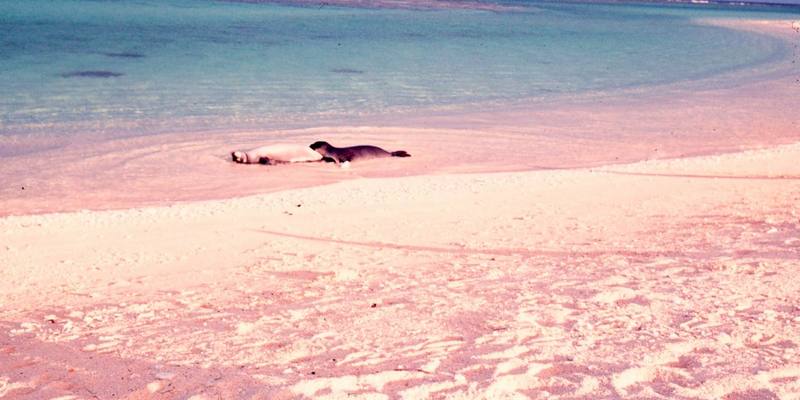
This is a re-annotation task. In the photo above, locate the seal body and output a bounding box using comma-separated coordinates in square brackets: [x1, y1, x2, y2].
[231, 144, 324, 165]
[309, 141, 410, 164]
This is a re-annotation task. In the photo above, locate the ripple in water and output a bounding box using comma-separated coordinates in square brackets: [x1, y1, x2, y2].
[331, 68, 366, 74]
[101, 52, 145, 59]
[60, 70, 125, 78]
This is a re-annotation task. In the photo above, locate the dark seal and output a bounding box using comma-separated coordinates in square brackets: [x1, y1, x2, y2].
[309, 141, 411, 164]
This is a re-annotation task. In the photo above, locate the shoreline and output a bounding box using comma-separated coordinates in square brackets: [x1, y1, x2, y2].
[3, 134, 800, 219]
[1, 18, 798, 217]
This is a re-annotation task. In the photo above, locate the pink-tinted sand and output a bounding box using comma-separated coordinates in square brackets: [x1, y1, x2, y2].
[1, 18, 799, 400]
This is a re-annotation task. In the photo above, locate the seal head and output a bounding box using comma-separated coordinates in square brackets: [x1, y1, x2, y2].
[231, 151, 248, 163]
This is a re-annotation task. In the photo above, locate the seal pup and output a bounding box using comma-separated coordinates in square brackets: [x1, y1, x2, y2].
[231, 143, 325, 165]
[309, 141, 410, 164]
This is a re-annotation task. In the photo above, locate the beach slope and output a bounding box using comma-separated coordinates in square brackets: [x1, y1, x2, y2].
[1, 142, 799, 399]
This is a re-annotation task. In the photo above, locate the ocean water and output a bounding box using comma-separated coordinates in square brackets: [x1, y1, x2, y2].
[1, 0, 797, 156]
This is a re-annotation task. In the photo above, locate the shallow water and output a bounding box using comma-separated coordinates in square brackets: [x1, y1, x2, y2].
[1, 0, 796, 155]
[1, 0, 799, 216]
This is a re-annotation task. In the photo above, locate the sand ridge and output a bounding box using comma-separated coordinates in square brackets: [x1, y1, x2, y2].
[1, 142, 799, 399]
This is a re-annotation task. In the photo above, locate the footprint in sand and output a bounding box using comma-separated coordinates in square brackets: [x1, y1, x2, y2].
[291, 370, 425, 398]
[612, 341, 704, 397]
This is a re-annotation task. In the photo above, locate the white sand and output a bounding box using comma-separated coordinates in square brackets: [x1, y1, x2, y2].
[2, 142, 799, 399]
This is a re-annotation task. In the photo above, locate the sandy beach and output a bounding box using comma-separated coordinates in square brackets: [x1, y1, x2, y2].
[1, 18, 800, 400]
[2, 139, 800, 399]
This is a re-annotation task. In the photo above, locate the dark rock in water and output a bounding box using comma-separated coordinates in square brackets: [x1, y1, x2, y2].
[60, 70, 124, 78]
[102, 52, 145, 58]
[331, 68, 365, 74]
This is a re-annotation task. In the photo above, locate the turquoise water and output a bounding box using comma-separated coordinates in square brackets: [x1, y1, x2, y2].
[0, 0, 796, 154]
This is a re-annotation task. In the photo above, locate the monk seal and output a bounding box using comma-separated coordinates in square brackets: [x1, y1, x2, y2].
[309, 141, 410, 164]
[231, 143, 326, 165]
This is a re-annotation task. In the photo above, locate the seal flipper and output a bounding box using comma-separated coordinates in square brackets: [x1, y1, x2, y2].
[391, 150, 411, 157]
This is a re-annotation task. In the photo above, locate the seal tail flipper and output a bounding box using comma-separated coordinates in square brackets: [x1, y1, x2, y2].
[391, 150, 411, 157]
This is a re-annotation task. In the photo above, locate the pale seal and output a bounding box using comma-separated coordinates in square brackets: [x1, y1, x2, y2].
[231, 143, 325, 165]
[309, 141, 411, 164]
